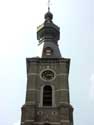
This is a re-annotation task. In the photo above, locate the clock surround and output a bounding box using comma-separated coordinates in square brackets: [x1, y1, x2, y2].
[40, 69, 56, 82]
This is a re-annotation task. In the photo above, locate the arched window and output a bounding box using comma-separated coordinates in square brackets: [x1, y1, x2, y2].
[43, 85, 52, 106]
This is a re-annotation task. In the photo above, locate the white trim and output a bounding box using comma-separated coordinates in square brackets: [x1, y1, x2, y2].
[59, 102, 69, 104]
[27, 73, 68, 77]
[22, 120, 70, 124]
[27, 73, 38, 76]
[34, 122, 60, 125]
[55, 89, 68, 92]
[61, 120, 70, 123]
[26, 101, 35, 105]
[56, 73, 68, 76]
[24, 120, 34, 122]
[39, 85, 56, 107]
[47, 66, 50, 69]
[27, 89, 39, 91]
[40, 85, 43, 107]
[52, 85, 55, 107]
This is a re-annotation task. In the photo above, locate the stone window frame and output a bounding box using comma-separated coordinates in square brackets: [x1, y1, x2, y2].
[39, 84, 55, 107]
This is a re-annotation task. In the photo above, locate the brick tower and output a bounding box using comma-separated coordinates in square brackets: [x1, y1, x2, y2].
[20, 10, 74, 125]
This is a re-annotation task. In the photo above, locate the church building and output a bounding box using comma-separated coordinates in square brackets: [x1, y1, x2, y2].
[20, 9, 74, 125]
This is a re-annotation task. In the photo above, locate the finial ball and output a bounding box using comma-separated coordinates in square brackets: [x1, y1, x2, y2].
[44, 11, 53, 21]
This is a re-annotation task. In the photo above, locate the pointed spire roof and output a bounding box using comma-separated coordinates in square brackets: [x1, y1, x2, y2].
[37, 10, 61, 58]
[37, 10, 60, 44]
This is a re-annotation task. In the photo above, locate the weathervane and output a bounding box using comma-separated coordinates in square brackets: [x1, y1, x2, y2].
[48, 0, 50, 12]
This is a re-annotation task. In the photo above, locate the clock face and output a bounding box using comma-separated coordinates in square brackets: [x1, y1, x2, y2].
[41, 70, 55, 81]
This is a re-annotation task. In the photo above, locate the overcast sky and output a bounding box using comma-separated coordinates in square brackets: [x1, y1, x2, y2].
[0, 0, 94, 125]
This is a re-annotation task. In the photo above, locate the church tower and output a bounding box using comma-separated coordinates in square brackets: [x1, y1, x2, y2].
[20, 9, 74, 125]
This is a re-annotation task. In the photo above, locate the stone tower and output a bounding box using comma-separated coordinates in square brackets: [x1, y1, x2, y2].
[20, 10, 74, 125]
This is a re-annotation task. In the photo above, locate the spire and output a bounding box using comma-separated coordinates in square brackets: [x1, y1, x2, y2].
[37, 7, 61, 58]
[37, 11, 60, 44]
[48, 0, 50, 12]
[44, 0, 53, 22]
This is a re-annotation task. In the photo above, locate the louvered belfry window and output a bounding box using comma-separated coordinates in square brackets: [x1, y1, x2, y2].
[43, 86, 52, 106]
